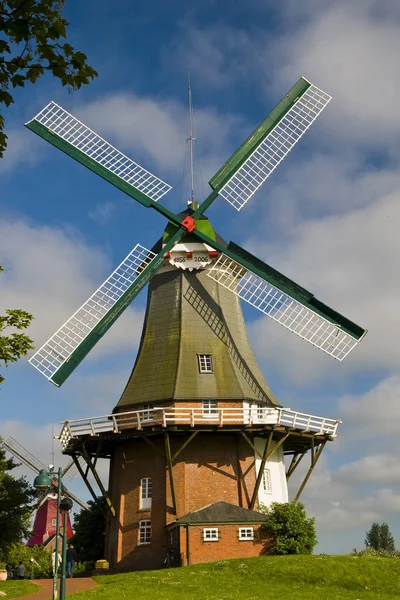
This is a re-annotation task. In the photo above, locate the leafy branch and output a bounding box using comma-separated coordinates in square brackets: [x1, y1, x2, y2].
[0, 0, 98, 157]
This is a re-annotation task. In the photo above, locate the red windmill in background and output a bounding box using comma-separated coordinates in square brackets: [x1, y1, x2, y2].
[0, 437, 87, 547]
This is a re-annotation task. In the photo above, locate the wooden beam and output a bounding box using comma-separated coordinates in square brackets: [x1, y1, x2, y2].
[241, 432, 263, 459]
[164, 433, 177, 515]
[142, 435, 164, 457]
[292, 441, 326, 504]
[71, 454, 101, 508]
[249, 432, 273, 509]
[81, 444, 116, 517]
[172, 431, 199, 462]
[249, 433, 290, 510]
[286, 451, 306, 481]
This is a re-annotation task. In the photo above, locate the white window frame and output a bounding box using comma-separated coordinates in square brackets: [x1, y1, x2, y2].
[138, 519, 151, 545]
[239, 527, 254, 541]
[256, 403, 264, 420]
[51, 518, 56, 527]
[198, 354, 213, 374]
[202, 399, 218, 418]
[140, 477, 152, 510]
[142, 403, 154, 422]
[262, 468, 272, 494]
[203, 528, 219, 541]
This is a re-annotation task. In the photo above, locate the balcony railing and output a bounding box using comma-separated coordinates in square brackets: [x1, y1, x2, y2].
[58, 406, 341, 450]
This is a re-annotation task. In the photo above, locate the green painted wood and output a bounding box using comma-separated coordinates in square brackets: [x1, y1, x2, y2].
[25, 120, 183, 227]
[192, 230, 366, 340]
[51, 228, 185, 386]
[209, 77, 311, 192]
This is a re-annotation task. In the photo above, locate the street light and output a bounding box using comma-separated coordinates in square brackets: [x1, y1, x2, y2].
[33, 468, 64, 600]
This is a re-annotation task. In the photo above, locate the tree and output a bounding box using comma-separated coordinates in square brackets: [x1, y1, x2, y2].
[0, 0, 98, 157]
[71, 497, 106, 562]
[259, 502, 317, 555]
[0, 440, 36, 554]
[0, 266, 34, 385]
[365, 522, 395, 552]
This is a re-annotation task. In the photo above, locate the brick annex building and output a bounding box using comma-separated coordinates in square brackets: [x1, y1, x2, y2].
[59, 212, 340, 570]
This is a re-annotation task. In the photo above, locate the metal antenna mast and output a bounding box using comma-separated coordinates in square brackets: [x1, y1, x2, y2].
[187, 70, 196, 205]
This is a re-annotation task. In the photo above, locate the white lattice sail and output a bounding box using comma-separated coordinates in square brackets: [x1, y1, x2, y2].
[219, 84, 331, 210]
[27, 101, 172, 202]
[207, 254, 358, 360]
[29, 244, 156, 381]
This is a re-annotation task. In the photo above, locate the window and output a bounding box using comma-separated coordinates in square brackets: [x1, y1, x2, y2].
[140, 477, 152, 510]
[202, 399, 218, 417]
[256, 403, 264, 420]
[262, 468, 272, 494]
[203, 528, 219, 541]
[138, 520, 151, 545]
[239, 527, 254, 541]
[198, 354, 213, 373]
[51, 518, 56, 527]
[142, 403, 154, 421]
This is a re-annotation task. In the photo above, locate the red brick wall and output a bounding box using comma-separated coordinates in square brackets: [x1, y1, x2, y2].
[180, 524, 266, 565]
[106, 430, 259, 571]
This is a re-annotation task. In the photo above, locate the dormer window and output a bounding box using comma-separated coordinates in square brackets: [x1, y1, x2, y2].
[198, 354, 213, 373]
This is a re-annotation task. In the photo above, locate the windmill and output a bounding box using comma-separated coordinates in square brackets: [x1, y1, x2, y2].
[24, 77, 367, 569]
[27, 76, 366, 388]
[0, 437, 88, 547]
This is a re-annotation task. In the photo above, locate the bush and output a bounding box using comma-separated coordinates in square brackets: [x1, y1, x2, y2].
[259, 502, 317, 555]
[351, 547, 400, 558]
[1, 543, 51, 578]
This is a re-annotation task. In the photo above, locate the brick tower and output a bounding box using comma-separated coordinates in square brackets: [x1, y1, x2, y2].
[59, 211, 340, 570]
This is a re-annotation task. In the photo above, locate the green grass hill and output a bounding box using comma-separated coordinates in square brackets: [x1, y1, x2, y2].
[71, 555, 400, 600]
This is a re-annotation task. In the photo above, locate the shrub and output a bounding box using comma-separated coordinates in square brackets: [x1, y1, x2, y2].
[259, 502, 317, 555]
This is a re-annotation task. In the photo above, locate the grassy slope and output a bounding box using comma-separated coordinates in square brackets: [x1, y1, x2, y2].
[69, 555, 400, 600]
[0, 580, 39, 598]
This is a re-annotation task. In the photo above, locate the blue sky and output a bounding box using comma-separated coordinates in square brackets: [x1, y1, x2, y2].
[2, 0, 400, 554]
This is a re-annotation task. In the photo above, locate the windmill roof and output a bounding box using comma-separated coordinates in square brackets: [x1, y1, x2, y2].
[168, 501, 267, 526]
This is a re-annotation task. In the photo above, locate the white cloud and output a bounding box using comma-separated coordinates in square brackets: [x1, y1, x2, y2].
[338, 376, 400, 438]
[88, 201, 117, 226]
[263, 3, 400, 148]
[0, 128, 44, 174]
[70, 92, 249, 190]
[337, 454, 400, 485]
[0, 218, 144, 361]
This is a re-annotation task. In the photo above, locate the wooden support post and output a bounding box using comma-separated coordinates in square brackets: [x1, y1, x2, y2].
[249, 433, 290, 510]
[81, 444, 116, 517]
[71, 455, 101, 509]
[164, 433, 177, 515]
[142, 435, 164, 457]
[172, 431, 199, 462]
[292, 441, 326, 504]
[241, 432, 263, 459]
[286, 451, 306, 481]
[249, 432, 272, 509]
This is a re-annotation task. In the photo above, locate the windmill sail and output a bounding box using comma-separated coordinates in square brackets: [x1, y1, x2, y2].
[205, 242, 365, 360]
[209, 78, 331, 211]
[25, 101, 172, 205]
[29, 244, 157, 386]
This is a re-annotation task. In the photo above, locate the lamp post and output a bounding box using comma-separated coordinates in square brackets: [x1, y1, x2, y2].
[59, 497, 73, 600]
[33, 468, 65, 600]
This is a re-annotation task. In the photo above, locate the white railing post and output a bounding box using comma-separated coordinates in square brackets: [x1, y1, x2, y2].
[112, 415, 119, 433]
[191, 409, 195, 428]
[219, 409, 223, 427]
[90, 420, 96, 436]
[162, 410, 166, 428]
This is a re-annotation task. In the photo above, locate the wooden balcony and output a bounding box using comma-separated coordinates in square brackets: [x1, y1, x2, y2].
[58, 406, 341, 452]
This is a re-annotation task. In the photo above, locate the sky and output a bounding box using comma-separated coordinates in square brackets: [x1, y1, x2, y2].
[1, 0, 400, 554]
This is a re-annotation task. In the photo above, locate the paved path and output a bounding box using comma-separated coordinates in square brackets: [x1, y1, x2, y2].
[16, 578, 98, 600]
